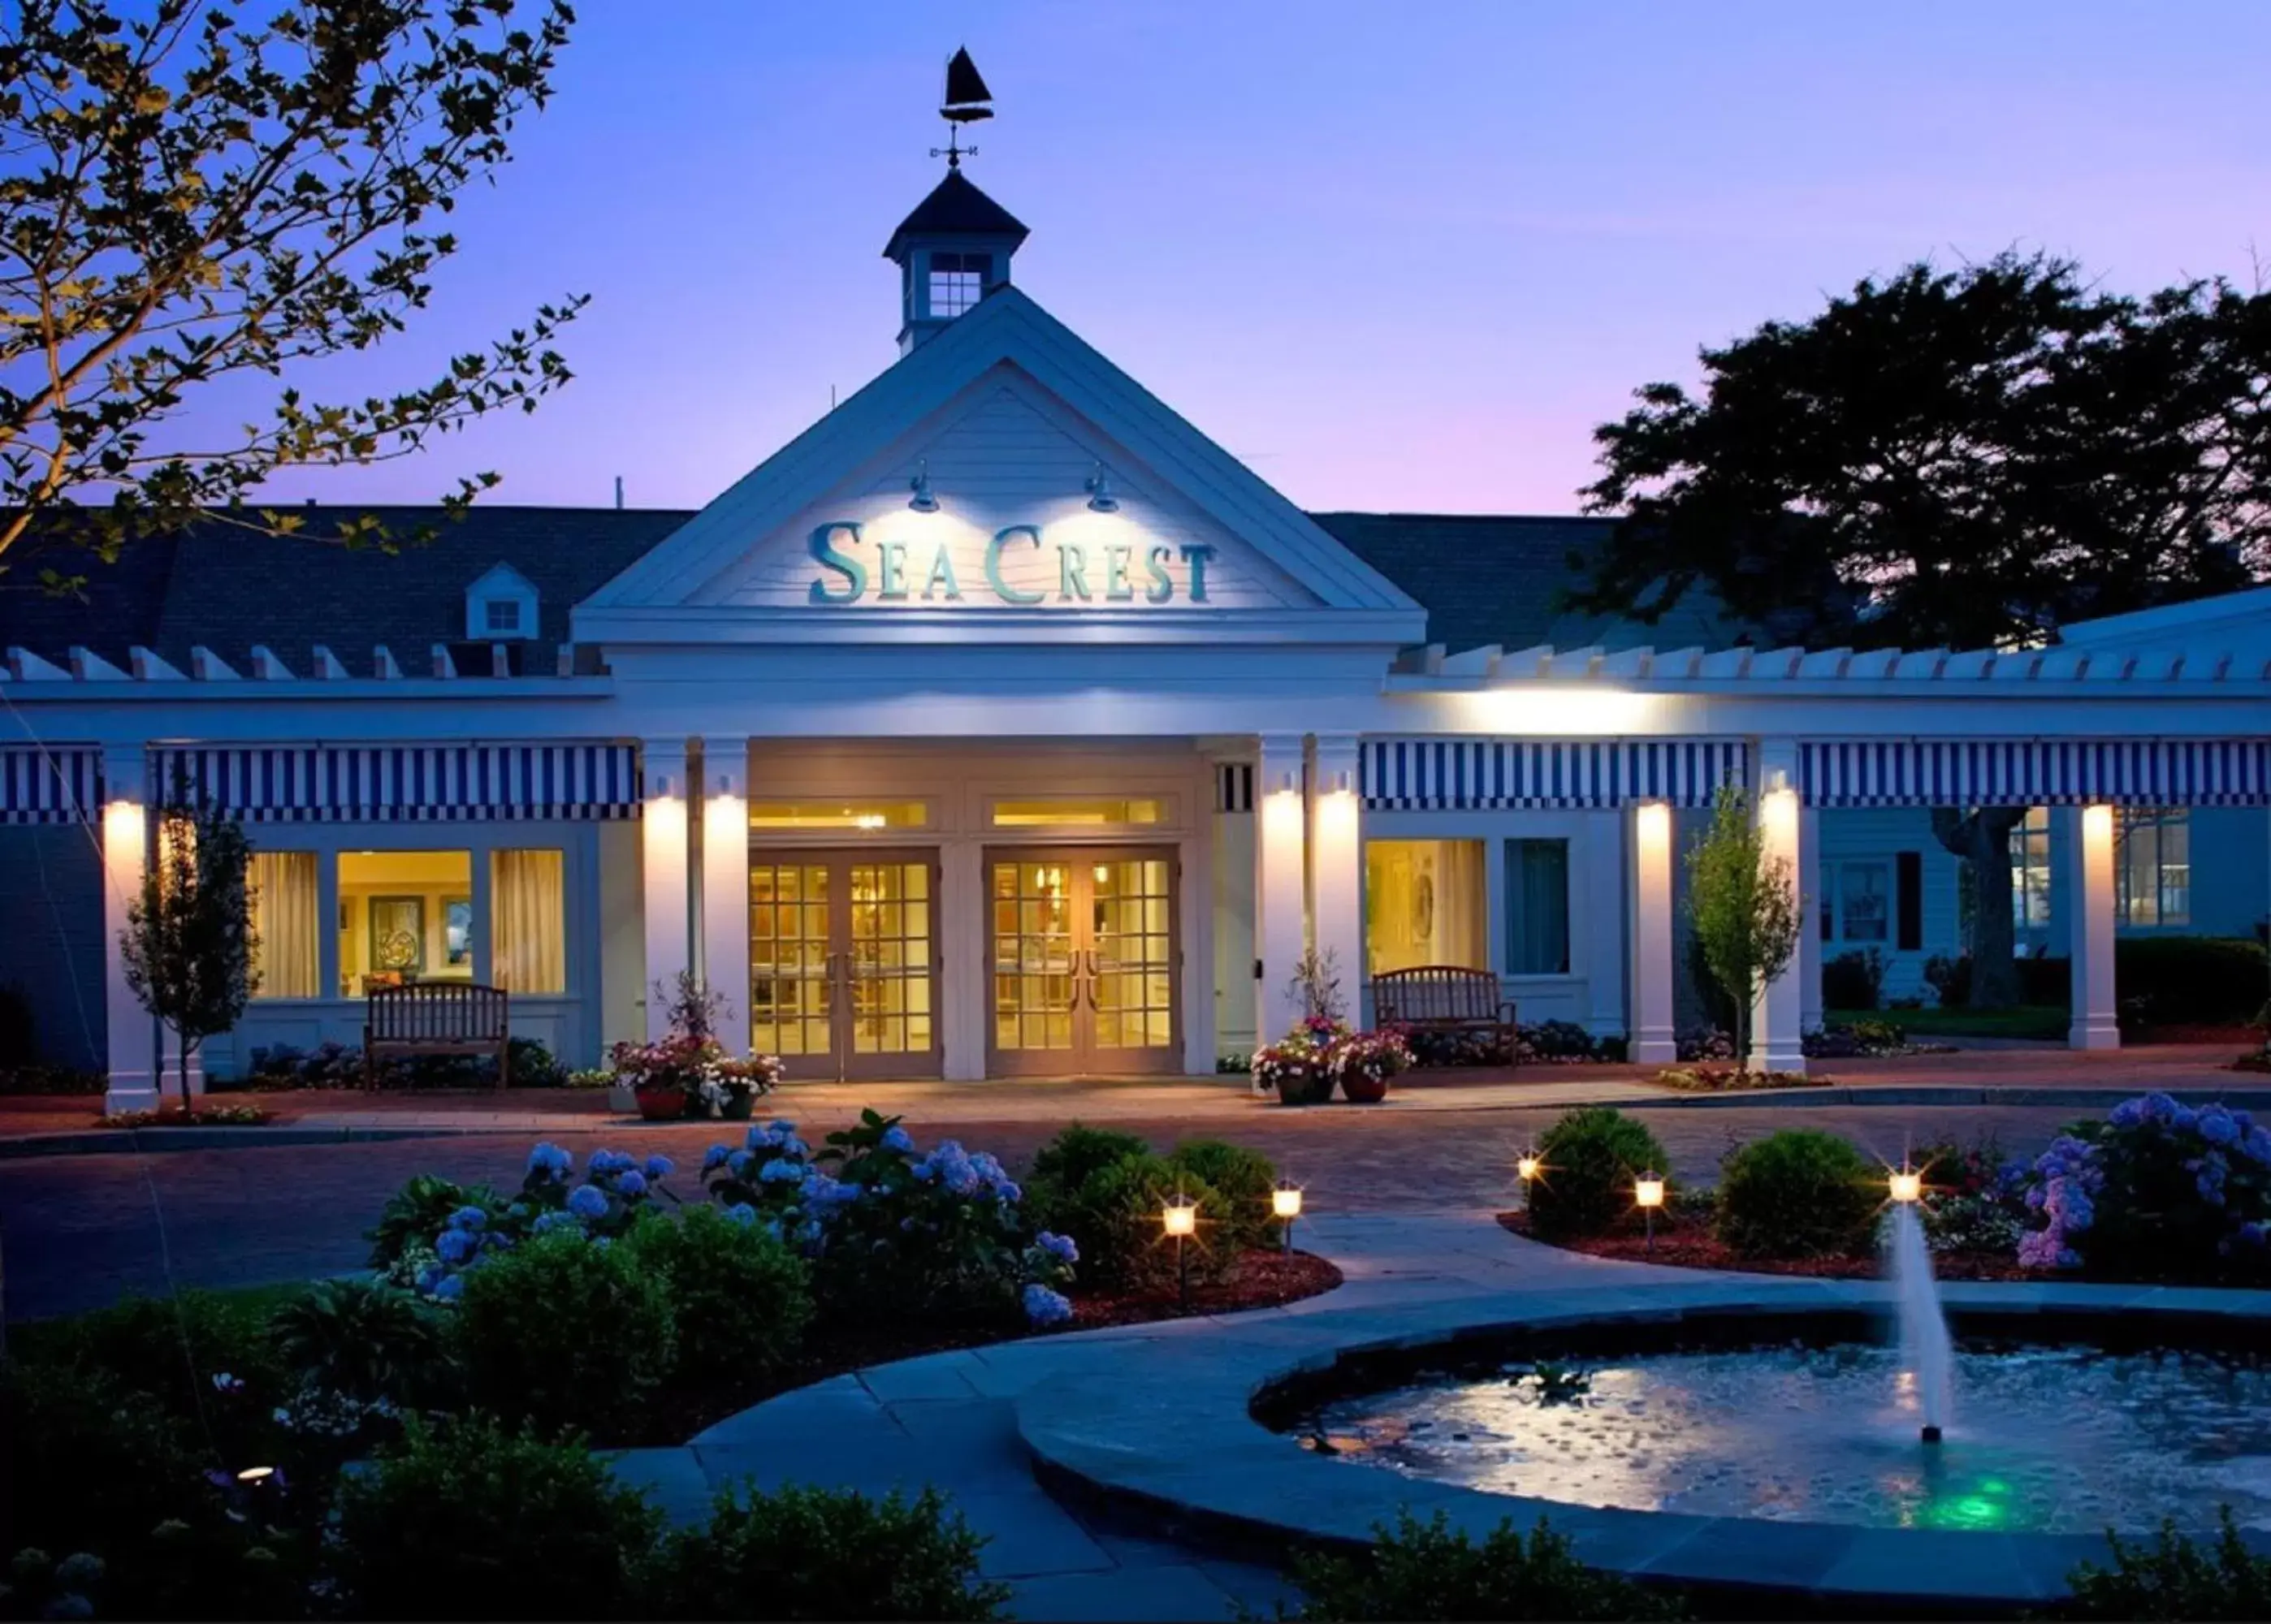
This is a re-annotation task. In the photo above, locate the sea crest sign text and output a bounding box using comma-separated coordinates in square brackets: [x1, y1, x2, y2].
[807, 522, 1216, 607]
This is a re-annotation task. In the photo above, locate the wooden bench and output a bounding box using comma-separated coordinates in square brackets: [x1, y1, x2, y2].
[363, 983, 512, 1091]
[1371, 965, 1518, 1068]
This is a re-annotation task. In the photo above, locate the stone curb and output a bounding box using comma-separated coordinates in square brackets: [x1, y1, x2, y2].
[1012, 1280, 2271, 1613]
[6, 1082, 2271, 1157]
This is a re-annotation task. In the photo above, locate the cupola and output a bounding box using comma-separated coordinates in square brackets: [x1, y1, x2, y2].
[883, 49, 1028, 354]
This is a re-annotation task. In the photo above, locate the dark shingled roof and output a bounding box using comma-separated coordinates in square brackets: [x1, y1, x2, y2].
[1, 507, 691, 676]
[0, 506, 1732, 672]
[1309, 512, 1738, 654]
[882, 169, 1030, 261]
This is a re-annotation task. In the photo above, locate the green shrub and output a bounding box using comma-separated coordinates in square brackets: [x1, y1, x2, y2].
[2066, 1508, 2271, 1621]
[2117, 936, 2269, 1027]
[1166, 1138, 1280, 1252]
[1027, 1122, 1152, 1194]
[267, 1276, 450, 1406]
[1714, 1129, 1881, 1259]
[1822, 948, 1884, 1010]
[1526, 1109, 1672, 1242]
[647, 1483, 1010, 1622]
[1048, 1151, 1227, 1292]
[1287, 1510, 1685, 1621]
[366, 1172, 500, 1271]
[507, 1034, 568, 1088]
[1, 1362, 208, 1559]
[34, 1289, 290, 1426]
[452, 1228, 675, 1437]
[624, 1205, 813, 1387]
[331, 1413, 662, 1621]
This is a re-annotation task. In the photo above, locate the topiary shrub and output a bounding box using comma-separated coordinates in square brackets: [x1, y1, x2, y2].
[331, 1413, 662, 1622]
[1526, 1108, 1672, 1242]
[1048, 1151, 1227, 1292]
[2065, 1508, 2271, 1622]
[647, 1482, 1010, 1622]
[1166, 1138, 1280, 1252]
[452, 1227, 675, 1438]
[1287, 1510, 1685, 1621]
[1714, 1129, 1881, 1259]
[624, 1204, 812, 1387]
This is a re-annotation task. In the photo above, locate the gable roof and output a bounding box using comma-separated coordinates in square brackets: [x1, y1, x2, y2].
[884, 169, 1029, 260]
[577, 284, 1426, 643]
[1309, 512, 1741, 654]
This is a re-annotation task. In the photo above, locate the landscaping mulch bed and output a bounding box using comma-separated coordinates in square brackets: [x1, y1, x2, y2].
[636, 1246, 1343, 1446]
[1495, 1210, 2044, 1282]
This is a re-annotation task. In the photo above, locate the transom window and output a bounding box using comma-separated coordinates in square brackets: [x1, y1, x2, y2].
[2117, 809, 2191, 926]
[989, 797, 1165, 828]
[748, 801, 930, 831]
[926, 251, 987, 317]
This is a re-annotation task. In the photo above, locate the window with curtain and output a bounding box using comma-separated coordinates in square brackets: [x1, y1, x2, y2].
[2116, 810, 2191, 926]
[491, 849, 567, 993]
[247, 851, 318, 999]
[1504, 839, 1570, 974]
[1364, 840, 1488, 975]
[339, 850, 472, 996]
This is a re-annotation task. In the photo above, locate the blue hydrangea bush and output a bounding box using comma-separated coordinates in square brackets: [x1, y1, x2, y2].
[2018, 1092, 2271, 1281]
[699, 1108, 1077, 1327]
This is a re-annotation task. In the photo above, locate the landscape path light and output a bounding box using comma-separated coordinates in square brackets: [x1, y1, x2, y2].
[1163, 1190, 1198, 1309]
[1273, 1180, 1303, 1253]
[1516, 1151, 1542, 1210]
[1635, 1170, 1665, 1255]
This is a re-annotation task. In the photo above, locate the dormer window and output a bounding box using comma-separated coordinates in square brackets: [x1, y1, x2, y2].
[927, 252, 988, 318]
[464, 562, 538, 642]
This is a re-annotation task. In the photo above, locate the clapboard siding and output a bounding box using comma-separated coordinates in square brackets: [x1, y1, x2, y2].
[1816, 809, 1964, 1003]
[712, 376, 1313, 610]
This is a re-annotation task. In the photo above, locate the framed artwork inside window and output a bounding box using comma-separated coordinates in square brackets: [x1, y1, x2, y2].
[368, 896, 426, 976]
[443, 897, 473, 967]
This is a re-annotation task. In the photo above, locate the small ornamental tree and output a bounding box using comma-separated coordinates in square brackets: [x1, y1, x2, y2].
[1684, 784, 1802, 1065]
[119, 777, 253, 1111]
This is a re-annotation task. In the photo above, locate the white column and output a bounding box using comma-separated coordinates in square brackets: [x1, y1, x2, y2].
[101, 745, 160, 1112]
[641, 741, 692, 1042]
[1254, 733, 1308, 1044]
[1749, 740, 1808, 1074]
[1309, 734, 1364, 1025]
[2066, 803, 2120, 1049]
[1626, 799, 1677, 1065]
[698, 736, 751, 1056]
[1797, 806, 1823, 1034]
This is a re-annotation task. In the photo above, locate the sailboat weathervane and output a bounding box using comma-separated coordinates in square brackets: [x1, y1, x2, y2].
[930, 46, 993, 169]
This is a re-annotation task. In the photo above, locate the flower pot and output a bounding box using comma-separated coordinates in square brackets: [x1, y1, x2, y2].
[719, 1090, 756, 1121]
[1276, 1069, 1333, 1106]
[634, 1085, 688, 1121]
[1339, 1069, 1391, 1104]
[605, 1082, 638, 1114]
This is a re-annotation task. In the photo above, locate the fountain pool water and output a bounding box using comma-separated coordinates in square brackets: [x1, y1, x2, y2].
[1299, 1340, 2271, 1535]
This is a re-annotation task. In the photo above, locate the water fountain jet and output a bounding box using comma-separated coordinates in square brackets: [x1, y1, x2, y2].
[1887, 1164, 1953, 1445]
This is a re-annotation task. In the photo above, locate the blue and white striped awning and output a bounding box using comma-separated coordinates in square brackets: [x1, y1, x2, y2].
[149, 744, 642, 823]
[1800, 740, 2271, 807]
[0, 746, 102, 825]
[1363, 739, 1747, 810]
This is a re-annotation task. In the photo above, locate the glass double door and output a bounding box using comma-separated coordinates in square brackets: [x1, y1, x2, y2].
[988, 849, 1180, 1077]
[750, 851, 939, 1081]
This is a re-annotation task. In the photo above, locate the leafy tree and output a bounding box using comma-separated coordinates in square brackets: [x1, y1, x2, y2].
[119, 776, 253, 1110]
[1685, 784, 1802, 1065]
[1572, 253, 2270, 1007]
[0, 0, 585, 592]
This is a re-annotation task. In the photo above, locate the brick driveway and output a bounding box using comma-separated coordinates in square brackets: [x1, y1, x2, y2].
[0, 1099, 2103, 1321]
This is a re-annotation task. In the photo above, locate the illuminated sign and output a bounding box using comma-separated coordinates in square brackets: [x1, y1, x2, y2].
[807, 522, 1215, 607]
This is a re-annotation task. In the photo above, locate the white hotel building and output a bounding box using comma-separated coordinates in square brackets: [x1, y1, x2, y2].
[3, 166, 2269, 1110]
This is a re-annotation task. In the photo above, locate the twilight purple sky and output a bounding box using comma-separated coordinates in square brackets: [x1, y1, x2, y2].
[244, 1, 2270, 517]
